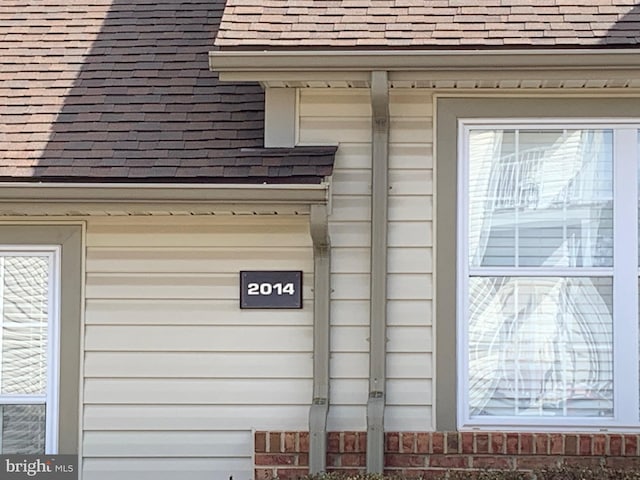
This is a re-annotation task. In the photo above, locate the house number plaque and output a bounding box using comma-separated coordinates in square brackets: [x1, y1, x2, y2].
[240, 271, 303, 309]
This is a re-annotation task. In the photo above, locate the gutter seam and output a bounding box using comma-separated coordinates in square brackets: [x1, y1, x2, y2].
[366, 70, 389, 474]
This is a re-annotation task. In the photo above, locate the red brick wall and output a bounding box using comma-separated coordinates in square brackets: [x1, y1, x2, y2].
[254, 431, 640, 479]
[254, 431, 310, 480]
[327, 431, 367, 473]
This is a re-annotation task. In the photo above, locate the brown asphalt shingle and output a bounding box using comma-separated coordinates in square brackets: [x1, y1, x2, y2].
[0, 0, 335, 183]
[215, 0, 640, 48]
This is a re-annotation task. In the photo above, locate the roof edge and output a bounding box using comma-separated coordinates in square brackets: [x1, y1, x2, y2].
[0, 182, 329, 205]
[209, 48, 640, 80]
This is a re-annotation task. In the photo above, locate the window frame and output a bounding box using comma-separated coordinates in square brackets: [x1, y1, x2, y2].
[456, 119, 640, 431]
[0, 226, 81, 454]
[434, 97, 640, 433]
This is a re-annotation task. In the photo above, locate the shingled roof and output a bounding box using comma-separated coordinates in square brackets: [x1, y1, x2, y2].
[215, 0, 640, 48]
[0, 0, 335, 183]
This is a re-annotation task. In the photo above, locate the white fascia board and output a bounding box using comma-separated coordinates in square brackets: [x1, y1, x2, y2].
[209, 49, 640, 82]
[0, 182, 328, 205]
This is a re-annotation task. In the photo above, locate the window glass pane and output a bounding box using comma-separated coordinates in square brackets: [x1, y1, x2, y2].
[469, 130, 613, 268]
[468, 276, 613, 418]
[1, 256, 49, 395]
[0, 404, 46, 454]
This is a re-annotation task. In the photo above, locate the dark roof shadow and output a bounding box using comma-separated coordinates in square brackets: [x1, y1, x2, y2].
[603, 4, 640, 45]
[36, 0, 269, 181]
[23, 0, 334, 183]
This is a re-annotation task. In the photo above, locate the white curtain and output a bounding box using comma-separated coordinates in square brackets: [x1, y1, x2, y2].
[467, 129, 614, 418]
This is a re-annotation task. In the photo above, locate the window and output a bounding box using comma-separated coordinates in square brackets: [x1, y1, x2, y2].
[0, 227, 81, 454]
[458, 122, 639, 429]
[0, 249, 60, 453]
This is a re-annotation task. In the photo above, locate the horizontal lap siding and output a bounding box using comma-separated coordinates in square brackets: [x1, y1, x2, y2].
[387, 91, 434, 431]
[83, 216, 314, 480]
[84, 405, 309, 431]
[300, 89, 371, 431]
[82, 458, 251, 480]
[82, 430, 253, 457]
[299, 89, 434, 432]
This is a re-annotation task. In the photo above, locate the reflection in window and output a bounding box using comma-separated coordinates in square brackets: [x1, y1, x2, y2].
[469, 277, 613, 418]
[0, 255, 52, 454]
[465, 128, 615, 423]
[469, 130, 613, 268]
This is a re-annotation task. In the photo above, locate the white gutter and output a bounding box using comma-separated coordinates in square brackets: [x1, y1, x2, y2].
[0, 182, 328, 204]
[210, 49, 640, 81]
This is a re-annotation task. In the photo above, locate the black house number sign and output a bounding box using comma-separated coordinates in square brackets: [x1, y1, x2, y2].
[240, 271, 303, 309]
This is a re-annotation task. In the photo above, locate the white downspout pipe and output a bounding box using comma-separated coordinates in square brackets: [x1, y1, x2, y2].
[366, 70, 389, 474]
[309, 203, 331, 473]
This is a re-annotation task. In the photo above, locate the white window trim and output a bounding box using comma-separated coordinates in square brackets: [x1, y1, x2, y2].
[0, 246, 60, 453]
[457, 119, 640, 431]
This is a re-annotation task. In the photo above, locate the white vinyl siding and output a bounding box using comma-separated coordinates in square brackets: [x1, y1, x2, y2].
[83, 215, 314, 480]
[82, 456, 252, 480]
[299, 89, 434, 431]
[300, 89, 371, 430]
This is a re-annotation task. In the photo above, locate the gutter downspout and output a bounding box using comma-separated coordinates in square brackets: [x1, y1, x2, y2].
[309, 203, 331, 474]
[367, 70, 389, 474]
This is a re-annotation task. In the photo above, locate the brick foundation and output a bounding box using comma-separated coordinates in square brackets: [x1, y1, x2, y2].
[255, 431, 640, 479]
[254, 432, 310, 480]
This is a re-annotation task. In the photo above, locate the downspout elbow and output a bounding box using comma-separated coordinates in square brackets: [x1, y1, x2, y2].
[309, 203, 331, 474]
